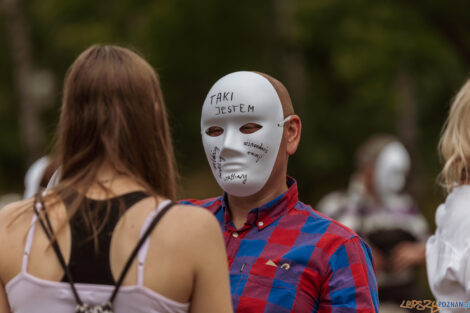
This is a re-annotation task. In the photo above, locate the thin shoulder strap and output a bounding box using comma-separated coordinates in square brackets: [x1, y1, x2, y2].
[108, 201, 175, 303]
[137, 199, 171, 285]
[33, 195, 84, 306]
[22, 212, 38, 272]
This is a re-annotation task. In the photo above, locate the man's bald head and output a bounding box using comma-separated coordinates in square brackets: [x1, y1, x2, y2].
[254, 72, 295, 117]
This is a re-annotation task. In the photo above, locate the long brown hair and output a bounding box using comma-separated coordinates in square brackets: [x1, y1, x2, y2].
[44, 45, 178, 247]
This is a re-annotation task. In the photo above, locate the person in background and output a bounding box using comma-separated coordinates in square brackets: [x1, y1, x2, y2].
[427, 79, 470, 312]
[0, 147, 56, 212]
[23, 156, 57, 199]
[0, 45, 232, 313]
[0, 152, 55, 211]
[318, 134, 429, 312]
[181, 71, 379, 313]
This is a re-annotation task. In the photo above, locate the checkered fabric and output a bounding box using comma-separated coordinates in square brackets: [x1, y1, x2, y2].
[180, 177, 379, 313]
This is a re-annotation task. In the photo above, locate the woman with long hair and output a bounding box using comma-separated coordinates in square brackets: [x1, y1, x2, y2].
[0, 45, 232, 313]
[426, 79, 470, 310]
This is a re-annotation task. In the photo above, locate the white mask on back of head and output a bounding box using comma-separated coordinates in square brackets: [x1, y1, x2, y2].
[201, 71, 288, 197]
[374, 142, 410, 198]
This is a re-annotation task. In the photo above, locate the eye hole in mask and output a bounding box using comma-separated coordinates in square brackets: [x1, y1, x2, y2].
[239, 123, 262, 134]
[206, 126, 224, 137]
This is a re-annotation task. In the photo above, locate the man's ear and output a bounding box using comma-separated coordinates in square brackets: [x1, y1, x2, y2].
[285, 115, 301, 155]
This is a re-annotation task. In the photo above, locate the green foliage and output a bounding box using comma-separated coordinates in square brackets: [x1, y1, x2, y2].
[1, 0, 469, 217]
[291, 0, 468, 207]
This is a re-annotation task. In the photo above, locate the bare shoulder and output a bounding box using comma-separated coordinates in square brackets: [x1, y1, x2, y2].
[166, 203, 219, 230]
[0, 198, 35, 233]
[0, 199, 35, 276]
[169, 203, 217, 221]
[158, 204, 221, 245]
[0, 193, 64, 231]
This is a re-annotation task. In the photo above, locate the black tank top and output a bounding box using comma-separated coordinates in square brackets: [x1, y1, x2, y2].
[61, 191, 149, 285]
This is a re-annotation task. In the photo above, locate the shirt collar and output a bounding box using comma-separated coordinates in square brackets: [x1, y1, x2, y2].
[221, 176, 299, 230]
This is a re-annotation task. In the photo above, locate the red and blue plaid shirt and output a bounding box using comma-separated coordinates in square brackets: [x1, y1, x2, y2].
[180, 177, 379, 313]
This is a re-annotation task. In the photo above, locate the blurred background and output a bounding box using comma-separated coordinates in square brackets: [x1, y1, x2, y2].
[2, 0, 470, 302]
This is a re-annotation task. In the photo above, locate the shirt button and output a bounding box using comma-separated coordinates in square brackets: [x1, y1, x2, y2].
[258, 221, 264, 227]
[232, 232, 239, 238]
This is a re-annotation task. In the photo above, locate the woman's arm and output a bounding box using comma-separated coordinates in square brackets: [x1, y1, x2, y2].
[0, 282, 11, 313]
[187, 208, 233, 313]
[0, 203, 15, 313]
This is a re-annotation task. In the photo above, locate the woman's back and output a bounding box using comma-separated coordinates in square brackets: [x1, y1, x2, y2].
[0, 44, 232, 313]
[0, 179, 231, 313]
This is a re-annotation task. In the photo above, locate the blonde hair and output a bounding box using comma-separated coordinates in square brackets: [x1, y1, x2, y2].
[439, 79, 470, 192]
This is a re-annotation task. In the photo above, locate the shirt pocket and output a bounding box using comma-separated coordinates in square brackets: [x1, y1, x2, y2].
[248, 257, 300, 287]
[235, 258, 300, 312]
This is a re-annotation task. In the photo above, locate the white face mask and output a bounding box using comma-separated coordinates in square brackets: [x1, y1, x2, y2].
[201, 71, 288, 197]
[374, 142, 410, 197]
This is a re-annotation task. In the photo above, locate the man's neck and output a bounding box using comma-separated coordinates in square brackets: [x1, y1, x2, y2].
[227, 177, 288, 229]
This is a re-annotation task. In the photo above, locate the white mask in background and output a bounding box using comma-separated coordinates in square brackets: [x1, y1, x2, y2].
[201, 71, 288, 197]
[373, 142, 410, 198]
[46, 168, 61, 190]
[24, 156, 50, 199]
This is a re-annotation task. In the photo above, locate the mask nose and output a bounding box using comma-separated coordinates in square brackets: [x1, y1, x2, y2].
[220, 127, 244, 160]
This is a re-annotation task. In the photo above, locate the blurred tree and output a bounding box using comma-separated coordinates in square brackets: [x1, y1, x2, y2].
[1, 0, 47, 164]
[0, 0, 469, 215]
[293, 0, 466, 211]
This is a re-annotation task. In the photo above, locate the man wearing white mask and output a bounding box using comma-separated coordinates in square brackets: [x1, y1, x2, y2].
[181, 71, 379, 313]
[318, 134, 428, 311]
